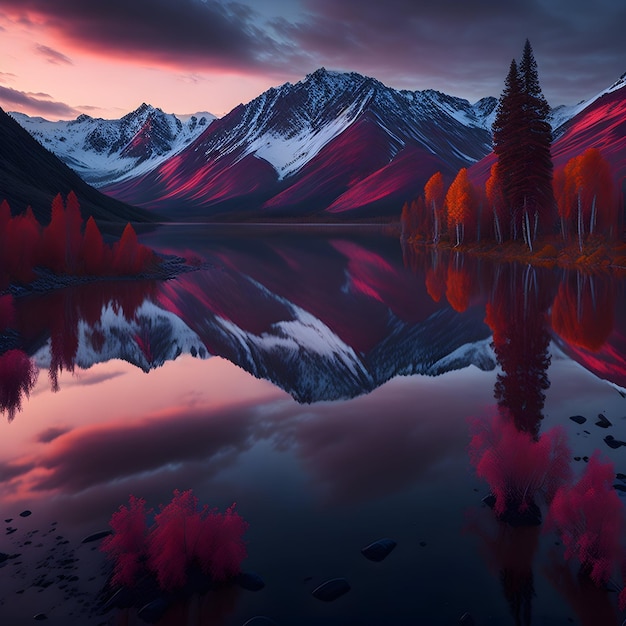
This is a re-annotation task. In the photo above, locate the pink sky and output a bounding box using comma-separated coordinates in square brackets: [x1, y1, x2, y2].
[0, 0, 624, 120]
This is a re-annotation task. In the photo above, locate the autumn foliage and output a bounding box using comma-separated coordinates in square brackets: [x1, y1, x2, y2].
[0, 193, 157, 283]
[469, 410, 572, 518]
[547, 453, 626, 609]
[101, 490, 248, 592]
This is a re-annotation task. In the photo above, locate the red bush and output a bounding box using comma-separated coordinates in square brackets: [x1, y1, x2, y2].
[101, 490, 248, 592]
[469, 410, 572, 517]
[101, 495, 149, 588]
[547, 452, 625, 591]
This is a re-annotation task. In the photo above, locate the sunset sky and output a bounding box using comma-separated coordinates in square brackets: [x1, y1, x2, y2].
[0, 0, 624, 120]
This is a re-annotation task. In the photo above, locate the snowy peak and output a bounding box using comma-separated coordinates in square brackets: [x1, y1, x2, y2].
[11, 106, 216, 187]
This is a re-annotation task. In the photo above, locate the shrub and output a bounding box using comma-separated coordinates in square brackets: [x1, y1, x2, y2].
[101, 490, 248, 591]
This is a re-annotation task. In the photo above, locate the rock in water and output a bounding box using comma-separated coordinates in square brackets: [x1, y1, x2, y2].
[595, 413, 612, 428]
[459, 613, 475, 625]
[138, 597, 171, 624]
[605, 435, 626, 449]
[19, 510, 32, 518]
[242, 618, 277, 626]
[81, 530, 112, 543]
[569, 415, 587, 425]
[237, 571, 266, 591]
[361, 538, 397, 562]
[312, 578, 351, 602]
[33, 614, 47, 621]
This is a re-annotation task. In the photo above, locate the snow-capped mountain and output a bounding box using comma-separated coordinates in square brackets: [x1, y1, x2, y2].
[0, 105, 152, 225]
[102, 68, 499, 219]
[33, 300, 209, 373]
[11, 104, 215, 187]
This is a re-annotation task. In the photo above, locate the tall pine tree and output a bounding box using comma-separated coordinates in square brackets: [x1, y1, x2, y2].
[492, 40, 555, 241]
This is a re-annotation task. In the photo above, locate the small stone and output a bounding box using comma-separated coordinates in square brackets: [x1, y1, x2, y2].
[138, 597, 171, 624]
[595, 414, 612, 428]
[574, 456, 581, 461]
[81, 530, 112, 544]
[4, 519, 12, 523]
[419, 541, 427, 547]
[33, 613, 47, 621]
[312, 578, 351, 602]
[237, 571, 266, 591]
[605, 435, 626, 449]
[614, 484, 626, 492]
[361, 538, 397, 562]
[569, 415, 586, 425]
[459, 612, 475, 626]
[19, 510, 32, 518]
[583, 456, 589, 462]
[616, 472, 626, 481]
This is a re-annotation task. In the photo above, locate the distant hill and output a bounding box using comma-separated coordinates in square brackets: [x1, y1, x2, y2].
[0, 106, 156, 228]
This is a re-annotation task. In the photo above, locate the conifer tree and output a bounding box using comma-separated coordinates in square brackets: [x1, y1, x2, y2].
[492, 41, 554, 241]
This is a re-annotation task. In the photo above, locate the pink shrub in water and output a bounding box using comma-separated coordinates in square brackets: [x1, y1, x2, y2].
[547, 452, 625, 599]
[102, 490, 248, 592]
[147, 490, 248, 590]
[101, 495, 149, 588]
[469, 410, 572, 516]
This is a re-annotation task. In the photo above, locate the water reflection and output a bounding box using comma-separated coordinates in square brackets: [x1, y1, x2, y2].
[0, 227, 625, 625]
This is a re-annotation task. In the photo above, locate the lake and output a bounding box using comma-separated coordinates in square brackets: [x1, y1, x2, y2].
[1, 225, 625, 626]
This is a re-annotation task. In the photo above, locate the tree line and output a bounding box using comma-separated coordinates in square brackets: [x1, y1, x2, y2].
[402, 40, 621, 250]
[0, 191, 156, 286]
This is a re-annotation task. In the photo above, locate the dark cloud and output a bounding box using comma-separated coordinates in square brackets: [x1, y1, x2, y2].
[0, 0, 288, 72]
[1, 0, 622, 104]
[280, 0, 626, 104]
[0, 85, 80, 117]
[34, 43, 73, 65]
[27, 401, 269, 492]
[36, 426, 71, 443]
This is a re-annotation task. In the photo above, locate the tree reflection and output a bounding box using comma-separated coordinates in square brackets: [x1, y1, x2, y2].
[485, 263, 554, 437]
[552, 271, 614, 351]
[0, 348, 38, 422]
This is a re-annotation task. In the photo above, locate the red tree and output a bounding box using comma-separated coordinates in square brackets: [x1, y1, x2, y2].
[41, 193, 67, 273]
[113, 223, 154, 275]
[81, 216, 106, 275]
[446, 168, 475, 245]
[102, 490, 248, 592]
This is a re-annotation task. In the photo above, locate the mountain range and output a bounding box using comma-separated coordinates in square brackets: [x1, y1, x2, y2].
[0, 106, 153, 227]
[8, 68, 626, 222]
[11, 105, 215, 188]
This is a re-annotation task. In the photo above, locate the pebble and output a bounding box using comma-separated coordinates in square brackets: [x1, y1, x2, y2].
[312, 578, 351, 602]
[361, 538, 397, 562]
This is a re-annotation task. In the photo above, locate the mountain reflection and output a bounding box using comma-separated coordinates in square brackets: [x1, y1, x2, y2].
[1, 228, 625, 421]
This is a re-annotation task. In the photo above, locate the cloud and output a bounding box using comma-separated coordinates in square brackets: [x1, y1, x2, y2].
[0, 71, 16, 83]
[0, 84, 79, 117]
[278, 0, 626, 103]
[34, 43, 73, 65]
[36, 426, 71, 443]
[0, 0, 290, 73]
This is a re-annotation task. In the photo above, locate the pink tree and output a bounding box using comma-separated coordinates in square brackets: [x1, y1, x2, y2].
[547, 452, 626, 608]
[469, 410, 572, 520]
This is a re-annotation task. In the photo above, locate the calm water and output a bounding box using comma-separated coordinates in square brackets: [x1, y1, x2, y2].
[0, 225, 625, 626]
